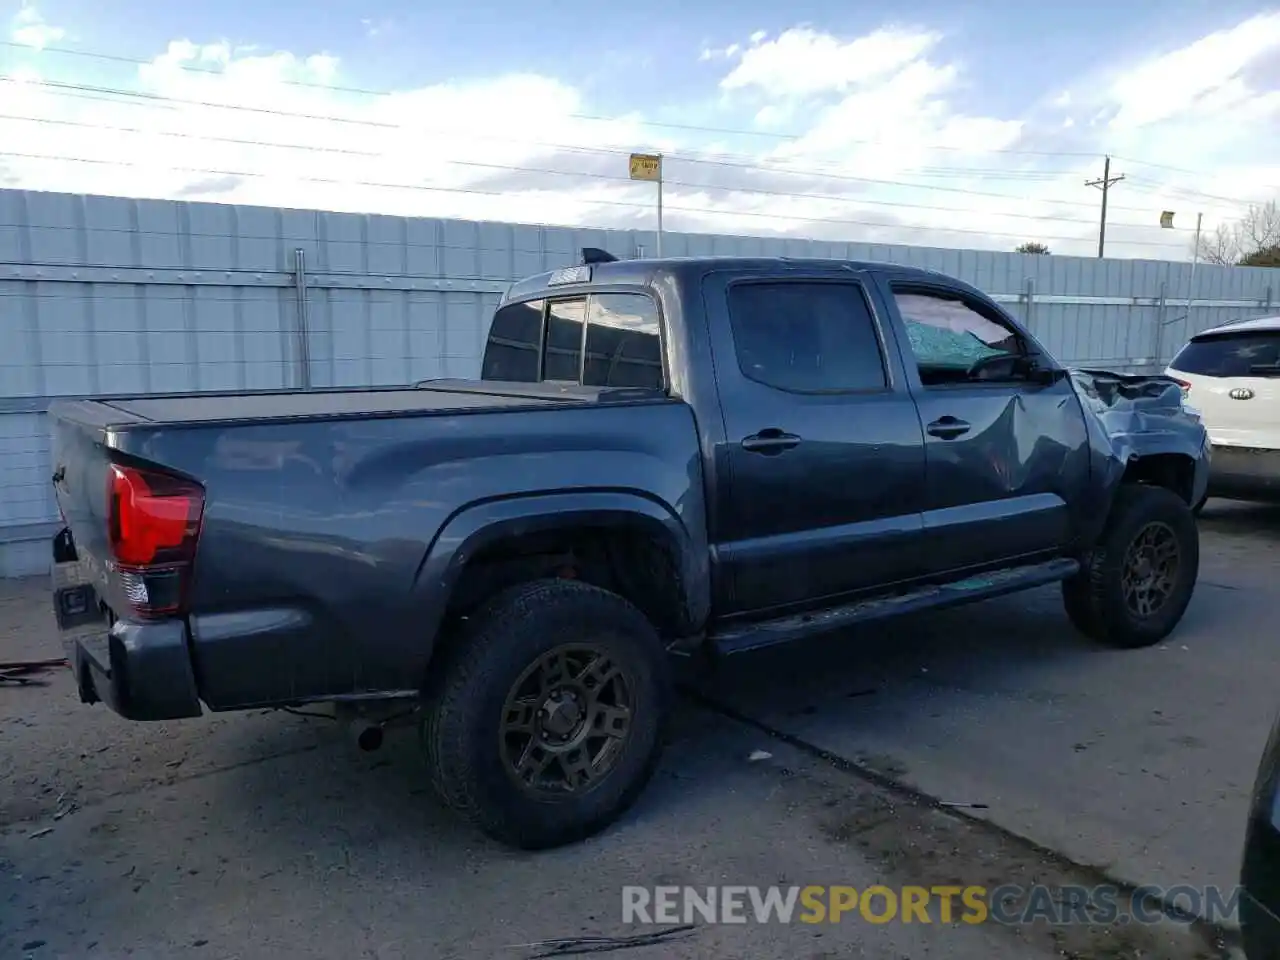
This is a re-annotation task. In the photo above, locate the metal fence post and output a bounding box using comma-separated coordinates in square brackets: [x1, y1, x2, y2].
[1023, 277, 1035, 329]
[1153, 280, 1167, 366]
[293, 248, 312, 390]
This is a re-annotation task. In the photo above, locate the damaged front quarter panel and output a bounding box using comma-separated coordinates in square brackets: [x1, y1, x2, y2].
[1070, 367, 1211, 537]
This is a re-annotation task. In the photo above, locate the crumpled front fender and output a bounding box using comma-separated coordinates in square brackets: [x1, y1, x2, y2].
[1070, 367, 1211, 541]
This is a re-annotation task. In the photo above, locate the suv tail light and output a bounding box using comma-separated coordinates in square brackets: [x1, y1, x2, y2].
[107, 463, 205, 619]
[1169, 376, 1192, 395]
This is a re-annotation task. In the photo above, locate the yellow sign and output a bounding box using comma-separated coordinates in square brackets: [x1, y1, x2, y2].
[629, 153, 662, 182]
[1159, 211, 1175, 228]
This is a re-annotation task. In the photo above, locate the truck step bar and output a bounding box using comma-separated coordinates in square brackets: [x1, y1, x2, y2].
[707, 557, 1081, 657]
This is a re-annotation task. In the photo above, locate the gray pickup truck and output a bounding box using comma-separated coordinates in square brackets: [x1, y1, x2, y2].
[48, 252, 1209, 849]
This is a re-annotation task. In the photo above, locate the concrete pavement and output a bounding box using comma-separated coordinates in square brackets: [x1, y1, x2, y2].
[3, 499, 1273, 959]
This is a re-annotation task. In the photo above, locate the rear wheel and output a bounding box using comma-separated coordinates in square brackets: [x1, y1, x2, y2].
[1061, 485, 1199, 649]
[422, 579, 671, 850]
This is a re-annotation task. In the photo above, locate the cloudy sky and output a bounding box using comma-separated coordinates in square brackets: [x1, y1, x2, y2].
[2, 0, 1279, 260]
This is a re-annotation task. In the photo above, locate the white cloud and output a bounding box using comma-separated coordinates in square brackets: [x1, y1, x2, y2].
[753, 103, 792, 128]
[699, 42, 741, 62]
[721, 26, 941, 97]
[0, 15, 1278, 262]
[1069, 11, 1280, 237]
[1107, 11, 1280, 130]
[9, 3, 64, 49]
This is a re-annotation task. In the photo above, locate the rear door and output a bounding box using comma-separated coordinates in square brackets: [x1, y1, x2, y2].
[1168, 329, 1280, 450]
[703, 270, 929, 617]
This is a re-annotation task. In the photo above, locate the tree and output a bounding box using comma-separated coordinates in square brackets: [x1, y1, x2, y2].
[1193, 200, 1280, 266]
[1240, 244, 1280, 268]
[1015, 242, 1050, 255]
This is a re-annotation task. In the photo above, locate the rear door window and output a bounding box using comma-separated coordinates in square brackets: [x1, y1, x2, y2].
[725, 281, 888, 393]
[1170, 331, 1280, 377]
[583, 293, 664, 389]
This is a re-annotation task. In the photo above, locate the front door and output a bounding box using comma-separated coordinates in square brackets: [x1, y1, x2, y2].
[877, 281, 1091, 575]
[704, 271, 929, 617]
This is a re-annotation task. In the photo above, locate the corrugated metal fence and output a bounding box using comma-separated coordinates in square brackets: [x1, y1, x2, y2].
[1, 187, 1277, 576]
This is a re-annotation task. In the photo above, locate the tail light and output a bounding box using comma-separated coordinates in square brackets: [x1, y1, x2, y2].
[1169, 376, 1192, 395]
[107, 463, 205, 620]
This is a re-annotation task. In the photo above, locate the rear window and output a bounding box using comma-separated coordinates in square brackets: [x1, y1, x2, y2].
[544, 300, 586, 382]
[1169, 331, 1280, 378]
[480, 292, 664, 389]
[584, 294, 664, 389]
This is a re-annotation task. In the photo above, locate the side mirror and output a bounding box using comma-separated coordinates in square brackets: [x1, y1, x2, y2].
[1018, 355, 1065, 384]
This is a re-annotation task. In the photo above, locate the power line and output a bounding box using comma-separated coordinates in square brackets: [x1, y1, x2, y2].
[0, 85, 1090, 185]
[0, 112, 1191, 231]
[27, 35, 1276, 205]
[1125, 175, 1268, 209]
[9, 39, 1276, 217]
[0, 150, 1188, 249]
[1114, 156, 1219, 177]
[1, 39, 1107, 158]
[1115, 154, 1280, 194]
[0, 77, 1191, 217]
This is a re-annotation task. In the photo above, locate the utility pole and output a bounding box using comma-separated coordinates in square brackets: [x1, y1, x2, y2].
[1085, 155, 1125, 259]
[1187, 211, 1203, 329]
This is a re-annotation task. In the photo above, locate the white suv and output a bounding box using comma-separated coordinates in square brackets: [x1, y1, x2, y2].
[1165, 315, 1280, 512]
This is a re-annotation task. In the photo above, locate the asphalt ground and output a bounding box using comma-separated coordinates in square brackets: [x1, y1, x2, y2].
[3, 498, 1275, 959]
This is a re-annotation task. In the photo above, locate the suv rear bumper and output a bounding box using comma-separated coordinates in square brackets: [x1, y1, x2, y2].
[1207, 443, 1280, 501]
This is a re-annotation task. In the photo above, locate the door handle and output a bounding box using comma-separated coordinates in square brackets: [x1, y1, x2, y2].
[926, 416, 971, 439]
[741, 428, 802, 455]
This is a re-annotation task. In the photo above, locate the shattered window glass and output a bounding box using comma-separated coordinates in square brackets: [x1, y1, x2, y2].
[893, 291, 1020, 376]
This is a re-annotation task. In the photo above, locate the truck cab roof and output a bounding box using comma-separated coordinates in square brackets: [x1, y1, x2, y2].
[501, 254, 982, 306]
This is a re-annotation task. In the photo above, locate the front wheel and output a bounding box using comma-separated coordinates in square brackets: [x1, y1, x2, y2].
[421, 579, 672, 850]
[1061, 485, 1200, 649]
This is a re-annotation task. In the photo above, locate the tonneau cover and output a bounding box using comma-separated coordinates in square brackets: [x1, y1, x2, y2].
[105, 388, 567, 424]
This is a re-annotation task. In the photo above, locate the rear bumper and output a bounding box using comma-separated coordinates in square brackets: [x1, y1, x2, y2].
[70, 619, 204, 721]
[1207, 443, 1280, 501]
[52, 529, 203, 722]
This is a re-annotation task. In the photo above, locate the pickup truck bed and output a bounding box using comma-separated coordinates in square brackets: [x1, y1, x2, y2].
[50, 381, 704, 719]
[48, 251, 1210, 851]
[54, 380, 636, 428]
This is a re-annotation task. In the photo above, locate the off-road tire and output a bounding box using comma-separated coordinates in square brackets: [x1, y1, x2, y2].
[1061, 484, 1199, 649]
[421, 578, 672, 850]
